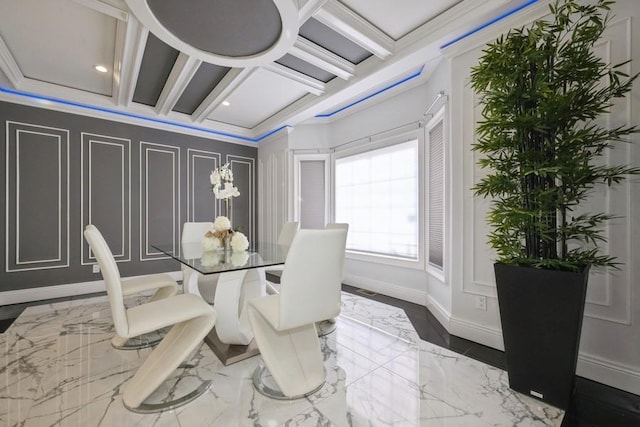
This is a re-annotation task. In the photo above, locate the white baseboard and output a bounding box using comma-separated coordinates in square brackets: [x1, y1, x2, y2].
[426, 294, 451, 332]
[577, 352, 640, 396]
[343, 274, 427, 306]
[0, 271, 183, 305]
[448, 316, 640, 395]
[449, 316, 505, 351]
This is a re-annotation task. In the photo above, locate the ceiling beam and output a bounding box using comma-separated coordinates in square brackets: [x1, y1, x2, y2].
[71, 0, 128, 21]
[0, 35, 23, 87]
[114, 16, 148, 106]
[262, 62, 325, 96]
[289, 37, 355, 80]
[155, 53, 201, 115]
[192, 68, 257, 123]
[298, 0, 327, 24]
[314, 0, 394, 59]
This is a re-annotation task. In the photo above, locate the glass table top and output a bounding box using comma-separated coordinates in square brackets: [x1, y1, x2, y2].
[152, 242, 287, 275]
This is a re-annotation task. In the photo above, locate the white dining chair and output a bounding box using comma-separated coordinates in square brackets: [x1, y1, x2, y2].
[317, 223, 349, 336]
[265, 221, 299, 295]
[248, 228, 347, 399]
[181, 222, 219, 302]
[86, 225, 180, 349]
[84, 224, 217, 412]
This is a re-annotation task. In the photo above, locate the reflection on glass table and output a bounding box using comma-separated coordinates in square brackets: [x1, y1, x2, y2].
[152, 242, 287, 363]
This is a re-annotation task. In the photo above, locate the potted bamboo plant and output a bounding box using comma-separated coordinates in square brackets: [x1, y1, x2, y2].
[470, 0, 639, 409]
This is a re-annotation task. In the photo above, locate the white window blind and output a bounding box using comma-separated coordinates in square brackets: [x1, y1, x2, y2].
[428, 120, 444, 269]
[335, 139, 418, 259]
[299, 160, 326, 229]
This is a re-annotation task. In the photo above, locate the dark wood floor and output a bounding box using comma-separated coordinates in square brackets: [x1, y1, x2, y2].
[2, 284, 639, 426]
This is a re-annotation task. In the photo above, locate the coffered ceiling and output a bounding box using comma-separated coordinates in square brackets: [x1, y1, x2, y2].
[0, 0, 533, 143]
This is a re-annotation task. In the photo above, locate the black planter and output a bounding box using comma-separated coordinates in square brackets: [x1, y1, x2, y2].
[494, 263, 590, 410]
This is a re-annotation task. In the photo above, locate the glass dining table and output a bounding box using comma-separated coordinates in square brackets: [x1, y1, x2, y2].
[152, 242, 287, 364]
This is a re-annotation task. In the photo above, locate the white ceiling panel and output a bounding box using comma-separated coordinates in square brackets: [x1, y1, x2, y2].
[339, 0, 461, 40]
[0, 0, 117, 95]
[207, 68, 309, 129]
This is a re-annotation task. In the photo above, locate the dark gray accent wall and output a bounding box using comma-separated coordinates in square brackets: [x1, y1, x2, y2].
[0, 100, 257, 292]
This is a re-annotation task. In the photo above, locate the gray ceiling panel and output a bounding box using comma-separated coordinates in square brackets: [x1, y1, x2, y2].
[299, 18, 372, 64]
[173, 63, 230, 115]
[147, 0, 281, 57]
[276, 54, 335, 83]
[133, 33, 180, 106]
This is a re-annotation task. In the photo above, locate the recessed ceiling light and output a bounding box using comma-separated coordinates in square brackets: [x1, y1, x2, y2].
[222, 100, 230, 106]
[94, 65, 108, 73]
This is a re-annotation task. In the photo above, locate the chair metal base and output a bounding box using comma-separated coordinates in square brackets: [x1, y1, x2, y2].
[316, 318, 337, 337]
[124, 380, 212, 414]
[252, 363, 325, 400]
[111, 327, 170, 350]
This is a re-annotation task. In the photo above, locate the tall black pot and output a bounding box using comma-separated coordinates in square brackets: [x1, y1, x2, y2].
[494, 263, 590, 410]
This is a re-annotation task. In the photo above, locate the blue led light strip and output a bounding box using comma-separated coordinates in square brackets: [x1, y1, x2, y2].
[315, 67, 424, 119]
[0, 86, 289, 143]
[440, 0, 539, 49]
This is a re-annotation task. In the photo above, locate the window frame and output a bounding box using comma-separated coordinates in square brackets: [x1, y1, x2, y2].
[332, 128, 425, 270]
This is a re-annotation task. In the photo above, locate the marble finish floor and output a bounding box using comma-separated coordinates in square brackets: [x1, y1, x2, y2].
[1, 292, 564, 426]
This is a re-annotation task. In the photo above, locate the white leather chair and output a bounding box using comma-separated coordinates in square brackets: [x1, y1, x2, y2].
[316, 223, 349, 336]
[248, 228, 347, 399]
[265, 221, 299, 295]
[87, 226, 180, 350]
[84, 225, 217, 412]
[181, 222, 219, 302]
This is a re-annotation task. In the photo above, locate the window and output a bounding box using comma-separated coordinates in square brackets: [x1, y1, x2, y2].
[428, 112, 445, 271]
[335, 138, 419, 260]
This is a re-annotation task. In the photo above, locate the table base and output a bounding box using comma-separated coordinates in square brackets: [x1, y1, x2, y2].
[204, 326, 260, 365]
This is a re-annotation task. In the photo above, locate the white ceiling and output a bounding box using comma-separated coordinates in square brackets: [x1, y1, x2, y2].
[0, 0, 530, 144]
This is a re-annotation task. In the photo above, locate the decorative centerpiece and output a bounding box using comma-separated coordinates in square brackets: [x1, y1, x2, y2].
[206, 163, 250, 252]
[210, 163, 240, 220]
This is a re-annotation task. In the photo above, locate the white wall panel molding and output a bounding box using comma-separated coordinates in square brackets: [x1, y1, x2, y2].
[343, 273, 427, 307]
[258, 136, 290, 245]
[186, 149, 221, 222]
[80, 132, 131, 265]
[6, 121, 69, 272]
[227, 155, 256, 244]
[139, 141, 180, 261]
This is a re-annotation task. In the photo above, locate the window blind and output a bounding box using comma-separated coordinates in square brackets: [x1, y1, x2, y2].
[299, 160, 326, 229]
[428, 121, 444, 269]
